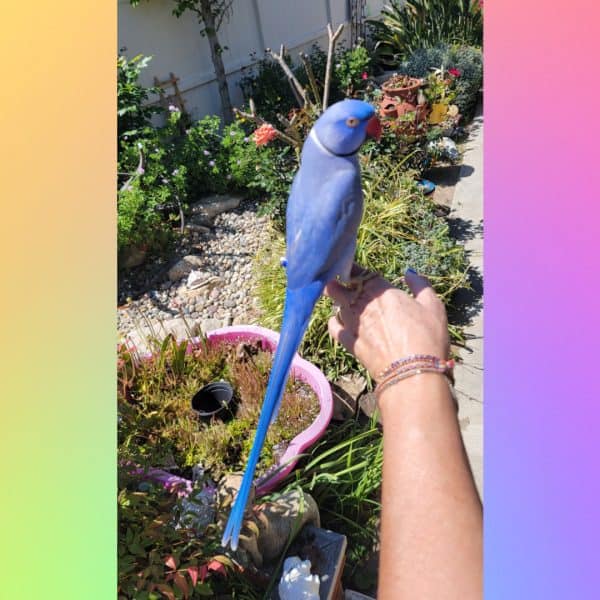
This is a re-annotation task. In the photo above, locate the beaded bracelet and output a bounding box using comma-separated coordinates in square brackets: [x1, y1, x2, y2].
[376, 354, 454, 381]
[375, 355, 455, 398]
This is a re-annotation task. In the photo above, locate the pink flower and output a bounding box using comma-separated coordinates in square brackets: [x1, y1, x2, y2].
[253, 123, 278, 146]
[361, 71, 368, 80]
[448, 68, 462, 77]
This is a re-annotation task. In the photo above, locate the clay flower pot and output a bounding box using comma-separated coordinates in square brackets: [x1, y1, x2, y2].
[379, 100, 399, 118]
[381, 75, 423, 104]
[132, 325, 333, 497]
[396, 101, 417, 117]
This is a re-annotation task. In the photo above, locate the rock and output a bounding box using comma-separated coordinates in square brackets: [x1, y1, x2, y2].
[358, 392, 381, 423]
[336, 374, 367, 400]
[232, 314, 248, 326]
[330, 383, 357, 421]
[185, 223, 211, 234]
[251, 488, 320, 566]
[124, 317, 201, 354]
[119, 244, 147, 269]
[187, 270, 210, 289]
[201, 318, 223, 334]
[190, 194, 242, 220]
[168, 255, 204, 281]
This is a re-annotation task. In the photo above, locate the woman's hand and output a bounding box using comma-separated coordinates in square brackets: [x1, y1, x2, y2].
[325, 266, 450, 379]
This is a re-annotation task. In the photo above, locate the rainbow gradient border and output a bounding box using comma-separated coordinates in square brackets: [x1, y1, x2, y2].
[2, 1, 599, 598]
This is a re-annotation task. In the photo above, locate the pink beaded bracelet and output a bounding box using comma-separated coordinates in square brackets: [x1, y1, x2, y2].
[375, 355, 455, 397]
[376, 354, 454, 381]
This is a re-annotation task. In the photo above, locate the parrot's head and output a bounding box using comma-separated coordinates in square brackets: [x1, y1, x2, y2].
[312, 99, 381, 156]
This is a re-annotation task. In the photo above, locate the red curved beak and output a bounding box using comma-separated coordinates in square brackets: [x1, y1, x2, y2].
[366, 115, 382, 141]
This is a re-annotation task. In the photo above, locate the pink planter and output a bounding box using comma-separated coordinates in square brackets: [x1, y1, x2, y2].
[131, 325, 333, 497]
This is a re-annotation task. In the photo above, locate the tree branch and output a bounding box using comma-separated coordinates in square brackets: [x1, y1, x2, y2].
[298, 52, 322, 111]
[233, 102, 299, 148]
[323, 23, 344, 110]
[267, 45, 309, 108]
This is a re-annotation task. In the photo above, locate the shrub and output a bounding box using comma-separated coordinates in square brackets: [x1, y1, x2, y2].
[253, 160, 469, 380]
[401, 44, 483, 117]
[335, 44, 372, 96]
[117, 54, 162, 141]
[369, 0, 483, 67]
[177, 114, 230, 197]
[117, 180, 166, 253]
[239, 43, 373, 125]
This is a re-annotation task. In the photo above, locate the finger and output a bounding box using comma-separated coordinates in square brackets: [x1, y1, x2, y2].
[327, 315, 358, 354]
[324, 279, 352, 305]
[404, 268, 446, 318]
[349, 262, 371, 278]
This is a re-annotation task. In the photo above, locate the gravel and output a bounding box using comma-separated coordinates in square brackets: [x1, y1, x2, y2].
[118, 200, 271, 337]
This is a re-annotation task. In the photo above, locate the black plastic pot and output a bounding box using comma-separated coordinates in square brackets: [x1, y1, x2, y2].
[191, 381, 236, 422]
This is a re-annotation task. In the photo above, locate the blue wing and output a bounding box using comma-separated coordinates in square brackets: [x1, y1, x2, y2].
[285, 158, 363, 290]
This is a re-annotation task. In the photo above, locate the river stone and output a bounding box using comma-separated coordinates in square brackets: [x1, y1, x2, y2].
[190, 194, 242, 220]
[168, 255, 204, 281]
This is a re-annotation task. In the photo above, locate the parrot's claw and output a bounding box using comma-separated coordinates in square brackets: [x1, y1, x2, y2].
[339, 271, 377, 305]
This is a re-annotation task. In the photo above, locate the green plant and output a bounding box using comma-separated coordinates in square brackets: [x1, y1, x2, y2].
[401, 44, 483, 117]
[118, 335, 319, 479]
[118, 54, 162, 141]
[423, 69, 457, 105]
[118, 472, 266, 598]
[280, 414, 383, 589]
[118, 180, 167, 253]
[239, 43, 371, 126]
[177, 114, 230, 196]
[253, 160, 469, 380]
[118, 478, 223, 599]
[369, 0, 483, 67]
[335, 44, 371, 96]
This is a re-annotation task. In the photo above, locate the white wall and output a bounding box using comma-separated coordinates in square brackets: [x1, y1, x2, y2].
[118, 0, 384, 120]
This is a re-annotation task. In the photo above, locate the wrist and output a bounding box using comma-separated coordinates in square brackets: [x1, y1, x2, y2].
[377, 371, 455, 423]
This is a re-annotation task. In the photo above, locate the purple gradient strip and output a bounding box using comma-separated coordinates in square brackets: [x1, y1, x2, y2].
[486, 1, 600, 597]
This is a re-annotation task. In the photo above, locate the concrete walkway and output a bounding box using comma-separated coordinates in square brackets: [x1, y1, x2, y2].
[449, 106, 483, 498]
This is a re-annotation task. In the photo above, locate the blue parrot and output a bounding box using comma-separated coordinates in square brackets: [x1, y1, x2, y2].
[221, 99, 381, 551]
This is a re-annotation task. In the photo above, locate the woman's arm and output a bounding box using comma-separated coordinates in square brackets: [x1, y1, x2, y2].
[325, 268, 482, 599]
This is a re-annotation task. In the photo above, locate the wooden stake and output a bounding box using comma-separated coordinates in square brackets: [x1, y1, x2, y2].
[268, 45, 309, 108]
[323, 23, 344, 110]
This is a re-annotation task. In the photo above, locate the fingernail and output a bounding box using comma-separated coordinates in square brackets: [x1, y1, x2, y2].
[406, 268, 418, 275]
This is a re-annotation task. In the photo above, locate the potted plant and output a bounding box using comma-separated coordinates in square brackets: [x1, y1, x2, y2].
[381, 73, 423, 103]
[423, 68, 458, 125]
[119, 325, 333, 497]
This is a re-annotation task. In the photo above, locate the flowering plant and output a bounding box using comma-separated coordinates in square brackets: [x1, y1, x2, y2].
[335, 44, 371, 96]
[253, 123, 278, 146]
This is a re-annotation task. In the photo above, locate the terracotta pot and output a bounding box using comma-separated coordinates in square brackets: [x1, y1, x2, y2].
[381, 75, 422, 103]
[379, 100, 399, 118]
[396, 102, 417, 117]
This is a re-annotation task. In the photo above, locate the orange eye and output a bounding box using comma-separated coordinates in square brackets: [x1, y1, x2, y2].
[346, 117, 359, 128]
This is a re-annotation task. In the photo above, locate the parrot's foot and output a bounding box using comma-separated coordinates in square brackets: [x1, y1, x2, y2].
[339, 270, 377, 305]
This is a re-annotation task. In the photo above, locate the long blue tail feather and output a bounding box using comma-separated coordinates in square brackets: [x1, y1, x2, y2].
[221, 282, 323, 550]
